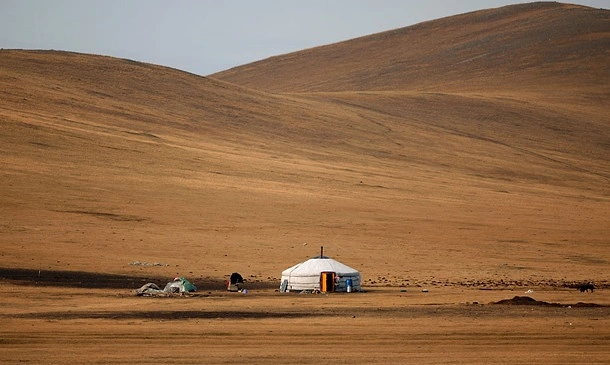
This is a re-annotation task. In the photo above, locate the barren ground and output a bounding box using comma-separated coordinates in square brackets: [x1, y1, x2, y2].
[2, 279, 610, 365]
[1, 3, 609, 364]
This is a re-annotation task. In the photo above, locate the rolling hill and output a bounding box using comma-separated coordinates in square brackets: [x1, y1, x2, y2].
[212, 2, 609, 94]
[0, 2, 608, 289]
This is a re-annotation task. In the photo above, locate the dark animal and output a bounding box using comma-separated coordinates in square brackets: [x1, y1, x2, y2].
[579, 283, 595, 293]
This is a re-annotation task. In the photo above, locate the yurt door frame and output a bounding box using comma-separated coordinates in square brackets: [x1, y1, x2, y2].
[320, 271, 336, 292]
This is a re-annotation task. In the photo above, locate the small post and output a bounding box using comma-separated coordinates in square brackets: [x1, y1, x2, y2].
[320, 246, 324, 257]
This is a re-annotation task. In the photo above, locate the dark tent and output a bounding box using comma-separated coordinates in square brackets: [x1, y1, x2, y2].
[226, 272, 244, 292]
[230, 272, 244, 284]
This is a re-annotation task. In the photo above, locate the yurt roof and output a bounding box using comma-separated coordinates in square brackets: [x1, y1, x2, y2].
[282, 255, 359, 277]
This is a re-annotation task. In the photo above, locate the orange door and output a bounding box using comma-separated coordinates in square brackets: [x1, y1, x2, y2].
[320, 272, 335, 292]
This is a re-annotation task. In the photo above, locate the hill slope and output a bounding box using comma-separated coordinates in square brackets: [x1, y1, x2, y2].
[0, 2, 609, 289]
[212, 2, 610, 94]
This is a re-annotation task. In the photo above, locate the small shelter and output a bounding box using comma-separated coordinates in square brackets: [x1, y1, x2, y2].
[226, 272, 244, 292]
[135, 277, 197, 296]
[280, 247, 361, 293]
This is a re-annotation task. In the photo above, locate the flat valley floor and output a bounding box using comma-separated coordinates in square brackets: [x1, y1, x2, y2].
[2, 282, 609, 364]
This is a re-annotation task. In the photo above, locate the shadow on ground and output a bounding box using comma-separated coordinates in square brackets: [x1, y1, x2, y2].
[0, 267, 277, 290]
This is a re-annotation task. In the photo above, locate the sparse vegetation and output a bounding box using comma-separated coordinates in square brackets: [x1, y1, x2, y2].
[0, 3, 609, 364]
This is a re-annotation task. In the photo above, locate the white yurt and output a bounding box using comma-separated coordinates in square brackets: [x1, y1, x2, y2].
[280, 248, 361, 293]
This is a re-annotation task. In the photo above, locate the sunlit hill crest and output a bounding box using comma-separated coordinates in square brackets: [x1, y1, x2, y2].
[0, 2, 608, 286]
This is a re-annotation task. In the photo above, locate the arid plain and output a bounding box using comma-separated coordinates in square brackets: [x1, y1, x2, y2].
[1, 2, 609, 364]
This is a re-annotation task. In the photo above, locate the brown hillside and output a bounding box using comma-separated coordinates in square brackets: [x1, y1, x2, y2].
[2, 3, 610, 364]
[0, 3, 608, 286]
[211, 2, 610, 94]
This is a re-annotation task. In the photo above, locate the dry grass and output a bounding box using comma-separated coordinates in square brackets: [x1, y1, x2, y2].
[0, 2, 609, 364]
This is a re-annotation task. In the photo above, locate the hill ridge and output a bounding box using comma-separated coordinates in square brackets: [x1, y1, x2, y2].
[211, 2, 610, 94]
[0, 2, 608, 287]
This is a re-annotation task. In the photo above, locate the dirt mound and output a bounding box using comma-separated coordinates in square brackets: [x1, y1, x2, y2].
[494, 296, 554, 306]
[493, 296, 605, 308]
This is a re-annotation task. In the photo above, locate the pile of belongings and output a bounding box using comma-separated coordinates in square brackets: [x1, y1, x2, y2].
[135, 277, 197, 296]
[225, 272, 244, 292]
